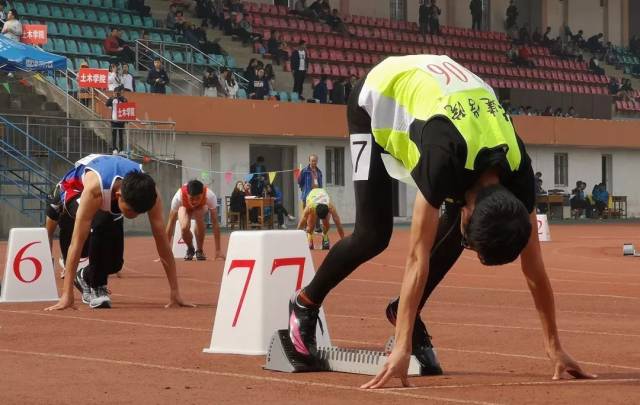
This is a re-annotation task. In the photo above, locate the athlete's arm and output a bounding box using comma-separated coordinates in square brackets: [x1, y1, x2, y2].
[45, 216, 58, 252]
[45, 172, 102, 311]
[330, 206, 345, 239]
[165, 209, 178, 244]
[147, 189, 194, 308]
[297, 208, 310, 230]
[362, 192, 440, 389]
[520, 211, 596, 380]
[209, 207, 225, 260]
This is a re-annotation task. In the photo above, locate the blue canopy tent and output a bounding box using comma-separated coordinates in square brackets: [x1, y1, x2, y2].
[0, 36, 66, 72]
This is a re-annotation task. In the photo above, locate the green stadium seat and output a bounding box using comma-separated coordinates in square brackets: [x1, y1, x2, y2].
[143, 17, 153, 28]
[99, 59, 110, 69]
[121, 14, 132, 26]
[129, 31, 141, 41]
[279, 91, 289, 101]
[91, 0, 103, 7]
[53, 38, 66, 52]
[27, 3, 38, 15]
[78, 0, 91, 4]
[51, 6, 63, 18]
[84, 9, 98, 22]
[150, 32, 162, 42]
[38, 3, 51, 16]
[42, 41, 55, 53]
[55, 77, 68, 91]
[90, 43, 102, 54]
[132, 15, 143, 27]
[95, 26, 107, 39]
[225, 56, 236, 68]
[103, 0, 114, 7]
[82, 25, 95, 39]
[237, 89, 247, 99]
[135, 81, 147, 92]
[97, 11, 109, 23]
[115, 0, 126, 8]
[74, 8, 86, 20]
[58, 22, 70, 36]
[46, 22, 58, 35]
[109, 12, 121, 25]
[88, 58, 100, 68]
[194, 53, 206, 65]
[120, 31, 129, 41]
[162, 33, 174, 43]
[70, 24, 82, 37]
[63, 7, 75, 20]
[78, 41, 91, 54]
[66, 39, 79, 54]
[14, 3, 27, 15]
[172, 51, 185, 64]
[289, 92, 300, 103]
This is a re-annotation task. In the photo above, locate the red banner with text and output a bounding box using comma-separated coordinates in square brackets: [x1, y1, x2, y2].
[77, 68, 109, 89]
[116, 102, 137, 121]
[21, 25, 48, 45]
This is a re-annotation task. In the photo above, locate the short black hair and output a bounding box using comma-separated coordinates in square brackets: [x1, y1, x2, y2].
[465, 184, 531, 266]
[316, 204, 329, 220]
[121, 171, 157, 213]
[187, 179, 204, 196]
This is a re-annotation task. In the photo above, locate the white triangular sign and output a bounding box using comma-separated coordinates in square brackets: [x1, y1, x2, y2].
[172, 219, 197, 258]
[204, 230, 331, 355]
[1, 228, 59, 302]
[536, 214, 551, 242]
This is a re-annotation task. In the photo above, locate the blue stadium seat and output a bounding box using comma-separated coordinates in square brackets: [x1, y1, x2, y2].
[90, 42, 102, 55]
[58, 22, 70, 36]
[78, 41, 91, 54]
[53, 38, 66, 52]
[74, 8, 86, 20]
[279, 91, 289, 101]
[51, 6, 63, 18]
[108, 12, 121, 25]
[70, 24, 82, 37]
[85, 9, 98, 22]
[63, 7, 75, 20]
[135, 80, 147, 92]
[42, 41, 55, 53]
[172, 51, 185, 64]
[129, 31, 141, 41]
[46, 22, 58, 35]
[225, 56, 237, 68]
[82, 25, 95, 39]
[97, 11, 109, 24]
[121, 14, 132, 26]
[143, 17, 153, 28]
[132, 15, 143, 27]
[14, 3, 27, 15]
[150, 32, 162, 42]
[27, 3, 39, 16]
[162, 33, 174, 42]
[289, 92, 300, 103]
[94, 26, 107, 39]
[237, 89, 247, 99]
[66, 39, 79, 54]
[88, 58, 100, 68]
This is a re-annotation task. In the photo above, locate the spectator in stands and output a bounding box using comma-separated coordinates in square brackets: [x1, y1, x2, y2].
[108, 63, 123, 91]
[294, 0, 318, 21]
[229, 0, 244, 13]
[542, 26, 552, 46]
[250, 156, 268, 197]
[128, 0, 151, 17]
[0, 4, 7, 31]
[312, 75, 328, 104]
[249, 67, 270, 100]
[104, 28, 135, 64]
[244, 58, 258, 83]
[106, 86, 127, 154]
[588, 56, 605, 75]
[146, 58, 170, 94]
[175, 11, 187, 35]
[1, 9, 21, 42]
[469, 0, 482, 31]
[541, 106, 553, 116]
[330, 77, 346, 104]
[505, 0, 518, 31]
[77, 60, 91, 107]
[608, 77, 620, 95]
[603, 42, 617, 64]
[290, 40, 308, 99]
[121, 64, 134, 92]
[298, 154, 322, 209]
[586, 33, 605, 55]
[592, 183, 609, 218]
[264, 64, 276, 90]
[236, 13, 263, 45]
[566, 106, 577, 118]
[518, 23, 531, 44]
[532, 27, 542, 44]
[166, 4, 178, 29]
[427, 0, 441, 35]
[619, 78, 634, 101]
[419, 0, 429, 35]
[506, 44, 518, 64]
[571, 29, 585, 48]
[309, 0, 326, 20]
[230, 180, 247, 229]
[553, 107, 563, 117]
[535, 172, 545, 195]
[222, 68, 239, 98]
[518, 45, 534, 67]
[630, 35, 640, 57]
[326, 9, 349, 36]
[203, 67, 221, 97]
[268, 31, 289, 66]
[345, 74, 357, 101]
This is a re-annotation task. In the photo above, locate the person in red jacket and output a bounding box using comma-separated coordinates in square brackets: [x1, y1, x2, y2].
[103, 27, 135, 64]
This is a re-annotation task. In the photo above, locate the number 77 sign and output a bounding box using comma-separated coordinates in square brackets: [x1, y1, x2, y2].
[1, 228, 59, 303]
[204, 230, 331, 355]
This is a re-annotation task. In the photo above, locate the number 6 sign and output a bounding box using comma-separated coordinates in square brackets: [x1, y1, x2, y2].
[1, 228, 59, 303]
[204, 230, 331, 355]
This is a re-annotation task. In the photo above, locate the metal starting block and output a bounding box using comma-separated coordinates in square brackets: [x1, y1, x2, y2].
[385, 335, 443, 376]
[264, 329, 422, 375]
[623, 243, 640, 256]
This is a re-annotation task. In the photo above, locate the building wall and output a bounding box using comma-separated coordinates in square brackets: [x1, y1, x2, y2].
[567, 0, 604, 38]
[606, 0, 623, 45]
[543, 0, 565, 40]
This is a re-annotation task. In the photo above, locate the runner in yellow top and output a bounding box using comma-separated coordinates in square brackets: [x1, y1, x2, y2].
[285, 55, 595, 387]
[298, 188, 345, 250]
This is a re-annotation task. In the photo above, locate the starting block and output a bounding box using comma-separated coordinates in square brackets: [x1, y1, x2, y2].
[203, 230, 331, 355]
[536, 214, 551, 242]
[264, 329, 422, 375]
[1, 228, 58, 303]
[623, 243, 640, 256]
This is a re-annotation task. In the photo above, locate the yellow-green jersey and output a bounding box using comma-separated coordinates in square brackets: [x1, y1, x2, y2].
[350, 54, 535, 211]
[306, 188, 331, 209]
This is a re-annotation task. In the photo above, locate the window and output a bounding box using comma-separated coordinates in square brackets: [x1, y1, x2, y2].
[325, 147, 345, 186]
[554, 153, 568, 187]
[390, 0, 407, 21]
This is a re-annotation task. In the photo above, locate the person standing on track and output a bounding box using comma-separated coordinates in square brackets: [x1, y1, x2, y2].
[286, 54, 596, 387]
[297, 188, 345, 250]
[44, 154, 193, 310]
[165, 179, 225, 261]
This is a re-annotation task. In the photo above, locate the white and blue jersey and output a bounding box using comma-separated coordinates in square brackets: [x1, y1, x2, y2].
[58, 154, 142, 214]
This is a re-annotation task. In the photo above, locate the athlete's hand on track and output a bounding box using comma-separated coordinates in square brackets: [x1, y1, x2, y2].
[550, 349, 597, 380]
[165, 291, 196, 308]
[44, 294, 77, 311]
[361, 348, 412, 389]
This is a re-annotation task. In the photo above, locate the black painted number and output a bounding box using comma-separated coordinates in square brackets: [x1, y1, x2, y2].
[353, 140, 367, 173]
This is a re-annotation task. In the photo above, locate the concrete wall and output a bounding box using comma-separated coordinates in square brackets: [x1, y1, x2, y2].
[543, 0, 565, 40]
[568, 0, 604, 37]
[607, 0, 623, 45]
